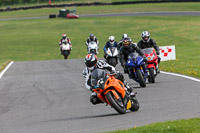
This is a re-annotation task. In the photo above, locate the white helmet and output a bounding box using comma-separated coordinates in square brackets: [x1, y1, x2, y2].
[141, 31, 150, 42]
[109, 36, 115, 45]
[122, 34, 128, 39]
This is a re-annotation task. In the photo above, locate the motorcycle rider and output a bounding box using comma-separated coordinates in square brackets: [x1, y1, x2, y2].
[103, 36, 118, 59]
[119, 37, 148, 77]
[137, 31, 160, 73]
[59, 34, 72, 54]
[86, 33, 99, 47]
[118, 34, 132, 50]
[82, 53, 134, 105]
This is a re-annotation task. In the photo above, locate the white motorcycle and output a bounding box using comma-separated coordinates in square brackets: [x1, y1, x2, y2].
[61, 43, 71, 59]
[87, 41, 99, 55]
[105, 47, 119, 67]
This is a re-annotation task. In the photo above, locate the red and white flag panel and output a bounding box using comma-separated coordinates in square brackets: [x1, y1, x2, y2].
[159, 45, 176, 61]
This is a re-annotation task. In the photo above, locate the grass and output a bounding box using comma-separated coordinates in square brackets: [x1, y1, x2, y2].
[1, 2, 200, 19]
[0, 0, 194, 8]
[103, 118, 200, 133]
[0, 3, 199, 132]
[0, 15, 200, 78]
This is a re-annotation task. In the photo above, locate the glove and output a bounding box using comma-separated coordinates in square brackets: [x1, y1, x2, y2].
[156, 51, 160, 55]
[122, 62, 126, 68]
[110, 70, 116, 74]
[142, 55, 146, 58]
[142, 55, 147, 62]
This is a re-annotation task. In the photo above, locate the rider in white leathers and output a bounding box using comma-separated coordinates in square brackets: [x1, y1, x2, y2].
[82, 54, 134, 105]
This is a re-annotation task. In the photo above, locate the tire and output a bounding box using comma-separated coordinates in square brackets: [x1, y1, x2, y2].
[136, 68, 146, 87]
[109, 58, 117, 67]
[105, 91, 126, 114]
[90, 49, 96, 55]
[148, 68, 155, 83]
[130, 98, 140, 111]
[63, 50, 69, 59]
[49, 14, 56, 19]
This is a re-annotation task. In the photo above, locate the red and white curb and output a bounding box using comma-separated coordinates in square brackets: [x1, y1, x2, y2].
[0, 61, 14, 79]
[161, 71, 200, 83]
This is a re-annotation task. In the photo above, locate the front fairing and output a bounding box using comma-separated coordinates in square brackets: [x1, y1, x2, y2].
[88, 41, 98, 49]
[107, 47, 118, 57]
[126, 53, 144, 67]
[143, 48, 157, 62]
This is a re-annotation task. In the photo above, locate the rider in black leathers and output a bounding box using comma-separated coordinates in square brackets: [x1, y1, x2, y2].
[119, 37, 148, 76]
[137, 31, 160, 73]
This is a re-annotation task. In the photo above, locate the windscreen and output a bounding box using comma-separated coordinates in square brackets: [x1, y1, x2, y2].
[91, 69, 106, 87]
[143, 48, 153, 54]
[128, 52, 139, 62]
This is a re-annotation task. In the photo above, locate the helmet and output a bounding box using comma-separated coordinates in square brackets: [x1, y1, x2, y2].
[109, 36, 115, 45]
[122, 34, 128, 39]
[89, 34, 95, 41]
[62, 34, 66, 39]
[123, 37, 131, 47]
[84, 54, 98, 71]
[141, 31, 150, 42]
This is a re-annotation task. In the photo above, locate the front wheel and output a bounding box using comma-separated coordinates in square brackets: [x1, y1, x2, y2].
[105, 91, 126, 114]
[108, 58, 118, 67]
[63, 50, 69, 59]
[130, 97, 140, 111]
[136, 68, 146, 87]
[148, 67, 155, 83]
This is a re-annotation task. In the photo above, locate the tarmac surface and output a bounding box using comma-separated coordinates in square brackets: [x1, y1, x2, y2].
[0, 59, 199, 133]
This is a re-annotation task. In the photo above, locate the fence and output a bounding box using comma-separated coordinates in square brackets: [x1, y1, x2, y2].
[0, 0, 73, 6]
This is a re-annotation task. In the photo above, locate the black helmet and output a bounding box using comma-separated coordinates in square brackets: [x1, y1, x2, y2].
[89, 34, 95, 41]
[84, 54, 98, 71]
[123, 37, 131, 47]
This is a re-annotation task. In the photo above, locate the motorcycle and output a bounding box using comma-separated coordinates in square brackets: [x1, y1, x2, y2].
[87, 41, 99, 55]
[91, 69, 139, 114]
[126, 52, 147, 87]
[61, 43, 71, 59]
[143, 48, 159, 83]
[105, 47, 118, 67]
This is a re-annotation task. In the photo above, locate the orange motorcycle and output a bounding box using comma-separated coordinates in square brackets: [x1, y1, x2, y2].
[91, 69, 139, 114]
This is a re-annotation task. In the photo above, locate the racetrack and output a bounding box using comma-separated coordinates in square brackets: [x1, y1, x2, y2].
[0, 59, 199, 133]
[0, 11, 200, 21]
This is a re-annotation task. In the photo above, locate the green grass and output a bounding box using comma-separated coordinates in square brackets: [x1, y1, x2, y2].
[0, 0, 194, 8]
[1, 2, 200, 19]
[0, 16, 200, 78]
[103, 118, 200, 133]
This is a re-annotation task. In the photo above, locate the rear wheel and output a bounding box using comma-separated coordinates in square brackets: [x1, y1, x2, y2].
[136, 68, 146, 87]
[105, 91, 126, 114]
[148, 68, 155, 83]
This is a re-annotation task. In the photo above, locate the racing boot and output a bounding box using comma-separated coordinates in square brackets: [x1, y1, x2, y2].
[90, 92, 103, 105]
[129, 92, 137, 100]
[157, 68, 160, 73]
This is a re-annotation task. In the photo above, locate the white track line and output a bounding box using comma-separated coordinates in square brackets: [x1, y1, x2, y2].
[161, 71, 200, 82]
[0, 61, 14, 79]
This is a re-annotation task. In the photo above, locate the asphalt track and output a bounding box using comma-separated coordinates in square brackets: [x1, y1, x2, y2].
[0, 11, 200, 21]
[0, 59, 200, 133]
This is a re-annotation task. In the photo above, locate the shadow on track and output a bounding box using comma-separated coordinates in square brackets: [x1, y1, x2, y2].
[34, 112, 120, 123]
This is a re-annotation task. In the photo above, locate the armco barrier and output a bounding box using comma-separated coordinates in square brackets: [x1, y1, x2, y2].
[1, 0, 200, 12]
